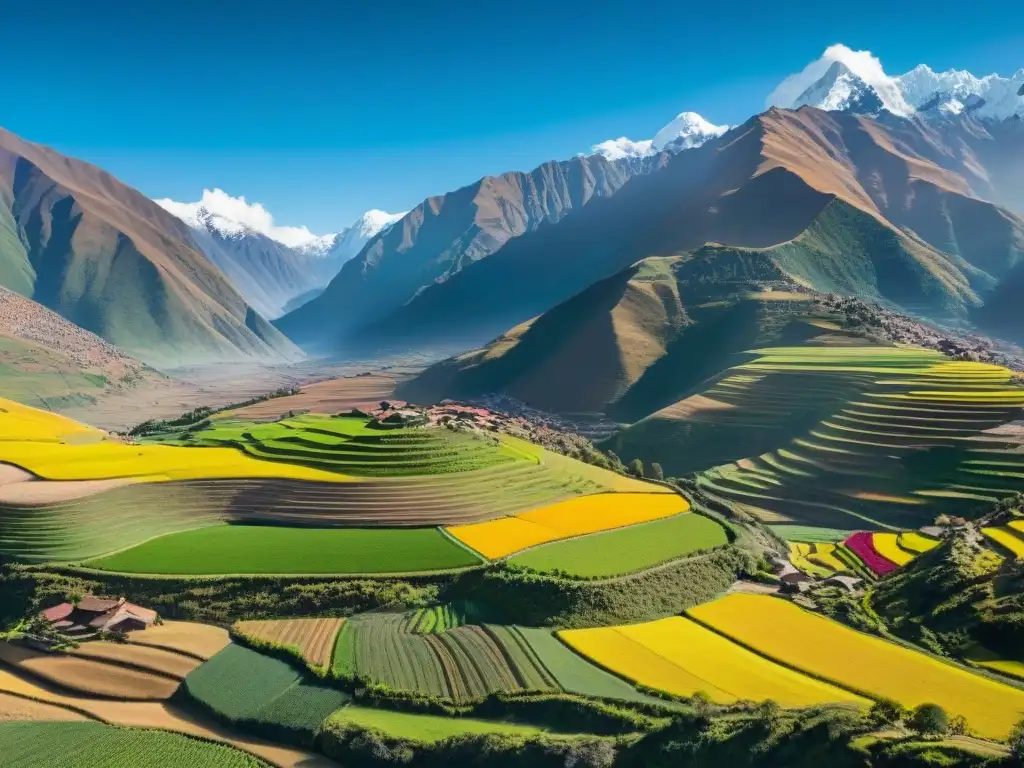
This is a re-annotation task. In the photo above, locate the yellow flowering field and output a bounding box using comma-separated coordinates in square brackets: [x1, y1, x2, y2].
[982, 526, 1024, 559]
[559, 617, 866, 708]
[0, 397, 350, 484]
[806, 543, 849, 572]
[689, 594, 1024, 739]
[0, 440, 352, 483]
[0, 397, 102, 443]
[446, 492, 687, 559]
[870, 533, 915, 566]
[896, 531, 941, 555]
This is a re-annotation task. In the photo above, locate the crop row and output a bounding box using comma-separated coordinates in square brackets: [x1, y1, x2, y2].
[789, 530, 939, 579]
[0, 721, 267, 768]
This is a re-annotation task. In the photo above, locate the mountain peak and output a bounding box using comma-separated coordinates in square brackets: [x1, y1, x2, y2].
[590, 111, 726, 161]
[769, 44, 914, 117]
[155, 188, 334, 249]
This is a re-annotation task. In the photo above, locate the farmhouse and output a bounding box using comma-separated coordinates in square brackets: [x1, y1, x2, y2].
[40, 596, 157, 636]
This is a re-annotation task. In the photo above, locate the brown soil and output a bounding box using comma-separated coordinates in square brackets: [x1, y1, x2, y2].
[0, 477, 134, 505]
[0, 691, 88, 721]
[226, 372, 411, 421]
[68, 642, 202, 680]
[0, 466, 32, 486]
[127, 621, 231, 661]
[0, 642, 179, 701]
[234, 619, 343, 668]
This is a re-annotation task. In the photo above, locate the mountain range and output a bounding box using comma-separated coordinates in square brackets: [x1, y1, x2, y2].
[155, 191, 405, 319]
[0, 127, 297, 367]
[0, 45, 1020, 376]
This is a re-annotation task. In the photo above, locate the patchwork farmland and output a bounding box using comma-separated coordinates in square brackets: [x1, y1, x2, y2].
[0, 397, 690, 576]
[625, 346, 1024, 537]
[788, 529, 940, 579]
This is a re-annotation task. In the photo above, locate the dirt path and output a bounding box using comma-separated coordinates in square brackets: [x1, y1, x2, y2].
[0, 667, 337, 767]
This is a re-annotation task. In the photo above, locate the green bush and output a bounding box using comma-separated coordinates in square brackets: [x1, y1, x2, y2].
[909, 703, 949, 736]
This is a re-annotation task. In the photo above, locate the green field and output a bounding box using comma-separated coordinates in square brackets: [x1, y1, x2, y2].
[513, 627, 666, 705]
[341, 612, 558, 701]
[85, 524, 483, 574]
[333, 610, 659, 705]
[142, 414, 525, 477]
[0, 721, 268, 767]
[508, 513, 728, 577]
[327, 705, 547, 743]
[182, 643, 349, 740]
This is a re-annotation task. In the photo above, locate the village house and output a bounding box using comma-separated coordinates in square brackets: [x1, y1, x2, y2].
[40, 596, 158, 637]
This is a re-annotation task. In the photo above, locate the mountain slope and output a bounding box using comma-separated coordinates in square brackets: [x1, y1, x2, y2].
[156, 193, 407, 319]
[274, 153, 644, 349]
[399, 196, 960, 417]
[0, 127, 297, 366]
[0, 285, 162, 410]
[359, 108, 1023, 353]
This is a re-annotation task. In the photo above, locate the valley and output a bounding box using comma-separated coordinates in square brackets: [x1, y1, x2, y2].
[2, 29, 1024, 768]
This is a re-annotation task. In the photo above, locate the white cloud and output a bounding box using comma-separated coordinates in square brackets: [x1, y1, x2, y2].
[590, 137, 654, 161]
[768, 44, 913, 116]
[155, 188, 332, 248]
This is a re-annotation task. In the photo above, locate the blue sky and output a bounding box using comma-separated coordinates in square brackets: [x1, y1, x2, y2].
[1, 0, 1021, 232]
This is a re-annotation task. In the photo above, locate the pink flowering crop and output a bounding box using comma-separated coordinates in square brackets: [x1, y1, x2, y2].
[844, 531, 898, 575]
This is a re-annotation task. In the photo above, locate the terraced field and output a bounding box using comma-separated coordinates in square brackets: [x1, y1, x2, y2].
[677, 347, 1024, 535]
[326, 705, 549, 742]
[0, 642, 181, 701]
[688, 594, 1024, 740]
[982, 523, 1024, 558]
[789, 530, 940, 580]
[1, 398, 666, 568]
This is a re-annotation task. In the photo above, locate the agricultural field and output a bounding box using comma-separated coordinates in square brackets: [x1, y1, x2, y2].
[234, 619, 344, 669]
[0, 398, 666, 568]
[508, 512, 728, 577]
[340, 612, 558, 701]
[327, 705, 548, 742]
[68, 642, 202, 680]
[559, 617, 867, 708]
[789, 530, 940, 579]
[688, 594, 1024, 739]
[182, 643, 349, 740]
[446, 492, 689, 559]
[681, 347, 1024, 536]
[127, 621, 231, 661]
[0, 721, 270, 768]
[333, 610, 660, 705]
[982, 524, 1024, 558]
[0, 642, 180, 701]
[85, 525, 483, 575]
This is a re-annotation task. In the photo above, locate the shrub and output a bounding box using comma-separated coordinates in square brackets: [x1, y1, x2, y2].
[868, 697, 907, 727]
[908, 703, 949, 736]
[1010, 719, 1024, 763]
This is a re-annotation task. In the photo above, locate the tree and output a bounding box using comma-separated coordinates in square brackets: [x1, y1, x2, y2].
[948, 714, 968, 736]
[1009, 719, 1024, 764]
[754, 699, 781, 725]
[651, 462, 665, 481]
[67, 589, 83, 608]
[627, 458, 645, 478]
[909, 703, 949, 736]
[868, 697, 907, 727]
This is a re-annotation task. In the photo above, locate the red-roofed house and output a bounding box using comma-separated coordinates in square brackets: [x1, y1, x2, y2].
[40, 596, 157, 637]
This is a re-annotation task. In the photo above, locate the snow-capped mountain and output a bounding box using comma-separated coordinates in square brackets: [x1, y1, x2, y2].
[327, 209, 407, 265]
[155, 189, 405, 318]
[771, 44, 1023, 122]
[590, 111, 728, 163]
[896, 65, 1024, 120]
